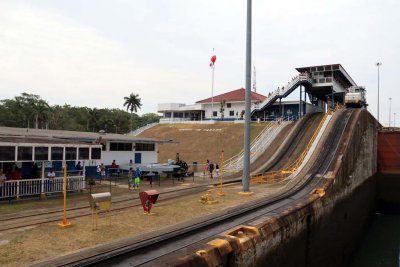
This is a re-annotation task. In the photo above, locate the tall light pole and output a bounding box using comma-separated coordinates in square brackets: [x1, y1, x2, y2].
[242, 0, 252, 193]
[376, 62, 382, 122]
[389, 97, 392, 127]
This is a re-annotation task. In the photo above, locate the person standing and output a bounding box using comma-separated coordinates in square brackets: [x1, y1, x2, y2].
[96, 164, 101, 180]
[100, 163, 106, 180]
[31, 163, 39, 179]
[209, 162, 214, 180]
[75, 161, 82, 175]
[128, 167, 133, 190]
[204, 159, 210, 177]
[215, 163, 220, 177]
[47, 168, 56, 192]
[11, 167, 21, 180]
[134, 167, 141, 189]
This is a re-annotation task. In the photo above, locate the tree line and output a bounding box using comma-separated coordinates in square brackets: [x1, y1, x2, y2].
[0, 93, 159, 134]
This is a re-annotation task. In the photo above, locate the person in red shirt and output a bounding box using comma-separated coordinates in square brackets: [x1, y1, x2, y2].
[111, 160, 118, 176]
[11, 167, 22, 180]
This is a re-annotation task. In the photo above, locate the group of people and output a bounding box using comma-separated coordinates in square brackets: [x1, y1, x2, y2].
[0, 165, 23, 181]
[204, 159, 220, 180]
[128, 167, 141, 190]
[96, 163, 107, 180]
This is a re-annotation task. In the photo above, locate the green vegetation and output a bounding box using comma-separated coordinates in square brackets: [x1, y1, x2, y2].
[123, 92, 143, 130]
[0, 93, 160, 134]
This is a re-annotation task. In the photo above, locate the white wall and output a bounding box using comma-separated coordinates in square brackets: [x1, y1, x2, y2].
[203, 101, 259, 119]
[96, 142, 159, 166]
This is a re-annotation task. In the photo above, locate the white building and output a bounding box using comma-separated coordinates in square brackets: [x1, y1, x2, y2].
[158, 88, 267, 122]
[0, 127, 171, 167]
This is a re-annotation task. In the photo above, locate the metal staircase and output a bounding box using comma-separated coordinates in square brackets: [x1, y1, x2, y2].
[252, 73, 313, 114]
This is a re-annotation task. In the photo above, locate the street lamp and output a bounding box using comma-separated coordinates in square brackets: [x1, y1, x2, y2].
[389, 97, 392, 127]
[376, 62, 382, 122]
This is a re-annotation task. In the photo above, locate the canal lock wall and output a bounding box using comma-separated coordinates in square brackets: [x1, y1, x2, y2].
[178, 110, 379, 267]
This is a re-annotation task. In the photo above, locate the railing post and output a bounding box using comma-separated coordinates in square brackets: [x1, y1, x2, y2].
[82, 161, 86, 190]
[16, 180, 20, 200]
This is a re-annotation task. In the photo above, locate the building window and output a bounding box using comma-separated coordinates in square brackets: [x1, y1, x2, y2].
[109, 142, 133, 151]
[213, 111, 218, 117]
[135, 143, 155, 151]
[51, 147, 63, 161]
[227, 103, 231, 108]
[0, 146, 15, 161]
[34, 147, 49, 161]
[91, 148, 101, 160]
[65, 147, 77, 160]
[78, 148, 90, 160]
[229, 110, 234, 116]
[18, 146, 33, 161]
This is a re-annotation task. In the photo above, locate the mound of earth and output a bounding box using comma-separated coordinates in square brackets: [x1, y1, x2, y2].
[138, 122, 269, 168]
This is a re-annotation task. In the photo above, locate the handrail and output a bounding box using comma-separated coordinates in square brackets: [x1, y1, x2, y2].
[224, 121, 291, 173]
[131, 122, 159, 136]
[252, 73, 313, 113]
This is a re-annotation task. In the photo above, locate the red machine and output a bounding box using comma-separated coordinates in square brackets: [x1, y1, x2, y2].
[139, 190, 159, 214]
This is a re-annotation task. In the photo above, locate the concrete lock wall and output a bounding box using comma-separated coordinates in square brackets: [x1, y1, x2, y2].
[176, 110, 378, 267]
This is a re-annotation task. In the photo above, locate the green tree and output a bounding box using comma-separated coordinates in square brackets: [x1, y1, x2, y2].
[14, 93, 50, 128]
[141, 113, 161, 125]
[123, 93, 142, 131]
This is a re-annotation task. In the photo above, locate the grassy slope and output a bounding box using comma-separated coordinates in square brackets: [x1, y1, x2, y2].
[138, 122, 268, 167]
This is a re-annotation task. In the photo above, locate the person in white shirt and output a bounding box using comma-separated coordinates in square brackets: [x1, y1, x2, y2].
[47, 168, 56, 192]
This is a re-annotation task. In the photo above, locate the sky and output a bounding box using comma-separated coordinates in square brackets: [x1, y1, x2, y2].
[0, 0, 399, 126]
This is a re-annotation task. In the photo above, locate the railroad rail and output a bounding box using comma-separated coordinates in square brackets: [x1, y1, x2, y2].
[31, 109, 354, 267]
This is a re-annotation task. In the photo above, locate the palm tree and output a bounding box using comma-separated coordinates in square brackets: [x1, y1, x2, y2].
[123, 93, 142, 131]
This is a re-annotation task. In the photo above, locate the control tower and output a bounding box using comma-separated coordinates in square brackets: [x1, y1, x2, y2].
[252, 64, 358, 118]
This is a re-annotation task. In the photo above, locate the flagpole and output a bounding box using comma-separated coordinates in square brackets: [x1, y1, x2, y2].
[211, 48, 215, 119]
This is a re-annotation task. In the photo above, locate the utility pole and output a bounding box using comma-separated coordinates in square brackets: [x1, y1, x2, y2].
[389, 97, 392, 127]
[242, 0, 252, 193]
[376, 62, 382, 122]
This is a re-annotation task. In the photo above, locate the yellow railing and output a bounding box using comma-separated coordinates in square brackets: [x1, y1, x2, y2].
[251, 110, 333, 184]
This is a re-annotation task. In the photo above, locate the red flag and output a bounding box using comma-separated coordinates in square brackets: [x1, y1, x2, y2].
[210, 55, 217, 67]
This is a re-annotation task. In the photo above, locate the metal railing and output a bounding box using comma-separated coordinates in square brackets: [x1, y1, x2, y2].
[131, 122, 159, 136]
[224, 121, 291, 173]
[252, 73, 313, 113]
[0, 176, 85, 199]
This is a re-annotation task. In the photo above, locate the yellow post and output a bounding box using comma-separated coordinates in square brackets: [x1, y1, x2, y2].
[58, 162, 72, 228]
[217, 150, 225, 196]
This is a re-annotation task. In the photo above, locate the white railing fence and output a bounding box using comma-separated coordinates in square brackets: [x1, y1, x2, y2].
[0, 176, 85, 199]
[224, 121, 291, 173]
[131, 122, 159, 136]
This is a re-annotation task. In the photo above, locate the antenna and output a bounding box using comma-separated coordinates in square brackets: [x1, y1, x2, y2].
[252, 65, 256, 93]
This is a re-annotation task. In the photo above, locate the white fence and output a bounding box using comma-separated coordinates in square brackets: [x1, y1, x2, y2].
[0, 176, 85, 199]
[159, 118, 216, 124]
[224, 121, 291, 173]
[130, 122, 159, 136]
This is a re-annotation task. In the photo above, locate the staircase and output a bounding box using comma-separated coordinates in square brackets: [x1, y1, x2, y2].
[252, 73, 313, 114]
[130, 122, 159, 136]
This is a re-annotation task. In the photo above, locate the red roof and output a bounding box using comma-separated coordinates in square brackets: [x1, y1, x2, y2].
[196, 88, 266, 104]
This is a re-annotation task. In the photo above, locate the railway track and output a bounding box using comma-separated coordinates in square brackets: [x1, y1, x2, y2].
[33, 109, 354, 267]
[0, 181, 241, 232]
[1, 114, 322, 232]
